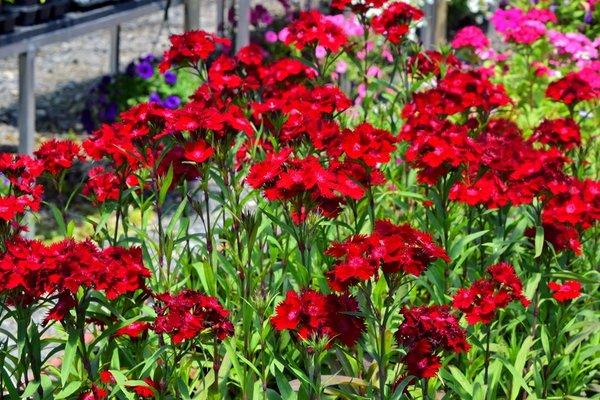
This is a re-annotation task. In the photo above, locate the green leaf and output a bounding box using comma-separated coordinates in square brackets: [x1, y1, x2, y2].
[55, 381, 82, 399]
[534, 226, 544, 258]
[60, 332, 78, 386]
[158, 163, 174, 206]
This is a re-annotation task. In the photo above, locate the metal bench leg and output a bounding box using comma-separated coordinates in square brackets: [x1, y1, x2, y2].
[18, 50, 35, 155]
[109, 25, 121, 75]
[235, 0, 250, 51]
[184, 0, 201, 31]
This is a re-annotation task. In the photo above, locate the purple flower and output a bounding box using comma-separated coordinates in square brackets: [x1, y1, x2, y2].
[162, 95, 181, 109]
[104, 102, 118, 122]
[149, 92, 162, 103]
[164, 71, 177, 85]
[140, 53, 155, 64]
[136, 62, 154, 80]
[251, 5, 273, 26]
[584, 11, 593, 24]
[125, 62, 136, 77]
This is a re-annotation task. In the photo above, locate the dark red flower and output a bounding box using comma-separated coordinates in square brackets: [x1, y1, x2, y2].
[396, 305, 469, 378]
[131, 378, 159, 398]
[547, 280, 582, 302]
[153, 290, 233, 344]
[545, 71, 598, 105]
[375, 220, 450, 276]
[371, 2, 424, 44]
[271, 289, 365, 347]
[530, 118, 581, 150]
[453, 263, 529, 324]
[408, 50, 461, 77]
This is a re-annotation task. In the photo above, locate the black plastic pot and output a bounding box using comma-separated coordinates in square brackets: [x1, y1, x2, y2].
[36, 2, 51, 22]
[10, 4, 38, 25]
[13, 0, 40, 6]
[0, 10, 18, 34]
[50, 0, 69, 18]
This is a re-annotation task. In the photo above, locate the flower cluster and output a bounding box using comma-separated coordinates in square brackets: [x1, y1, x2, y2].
[396, 305, 470, 378]
[0, 237, 149, 315]
[547, 280, 582, 302]
[271, 289, 365, 347]
[326, 220, 449, 291]
[159, 30, 231, 72]
[34, 139, 84, 176]
[453, 263, 530, 325]
[371, 2, 424, 44]
[0, 153, 44, 222]
[283, 10, 348, 53]
[153, 290, 234, 344]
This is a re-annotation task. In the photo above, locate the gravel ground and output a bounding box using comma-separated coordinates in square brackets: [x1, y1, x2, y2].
[0, 2, 218, 148]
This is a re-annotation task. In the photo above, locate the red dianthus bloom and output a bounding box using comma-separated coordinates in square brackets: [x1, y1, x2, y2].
[159, 30, 231, 72]
[34, 139, 84, 175]
[547, 280, 582, 302]
[371, 2, 424, 44]
[153, 290, 233, 344]
[284, 10, 348, 53]
[453, 263, 529, 325]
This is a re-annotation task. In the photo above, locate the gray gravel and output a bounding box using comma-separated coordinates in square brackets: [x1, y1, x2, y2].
[0, 2, 218, 147]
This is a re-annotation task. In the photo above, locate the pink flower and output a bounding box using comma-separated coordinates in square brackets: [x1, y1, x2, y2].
[451, 26, 490, 50]
[492, 8, 525, 34]
[336, 60, 348, 74]
[315, 45, 327, 59]
[265, 30, 278, 43]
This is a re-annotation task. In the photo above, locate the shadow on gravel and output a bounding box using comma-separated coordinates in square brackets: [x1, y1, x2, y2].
[0, 76, 100, 135]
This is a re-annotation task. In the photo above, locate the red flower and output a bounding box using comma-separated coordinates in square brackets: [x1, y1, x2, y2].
[545, 72, 598, 105]
[330, 0, 386, 14]
[159, 30, 231, 72]
[0, 237, 150, 309]
[453, 263, 529, 325]
[548, 280, 582, 302]
[153, 290, 233, 344]
[371, 2, 424, 44]
[131, 378, 159, 398]
[375, 220, 450, 276]
[183, 139, 214, 163]
[284, 11, 348, 53]
[35, 139, 84, 175]
[341, 123, 398, 167]
[83, 166, 122, 204]
[99, 370, 115, 384]
[325, 234, 384, 291]
[271, 289, 365, 347]
[408, 50, 461, 77]
[530, 118, 581, 150]
[114, 321, 150, 339]
[525, 222, 582, 255]
[396, 305, 470, 378]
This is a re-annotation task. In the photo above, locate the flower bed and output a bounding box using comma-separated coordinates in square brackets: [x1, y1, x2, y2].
[0, 0, 598, 399]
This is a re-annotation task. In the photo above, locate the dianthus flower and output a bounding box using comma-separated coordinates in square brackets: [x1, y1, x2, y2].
[525, 222, 582, 255]
[153, 290, 233, 344]
[114, 321, 150, 339]
[547, 280, 582, 302]
[545, 71, 598, 105]
[530, 118, 581, 150]
[341, 123, 398, 167]
[330, 0, 386, 15]
[371, 2, 424, 44]
[396, 305, 470, 378]
[159, 30, 231, 72]
[325, 220, 448, 291]
[83, 166, 122, 204]
[408, 50, 461, 77]
[0, 153, 44, 221]
[542, 178, 599, 229]
[452, 263, 530, 325]
[284, 10, 348, 53]
[34, 139, 84, 175]
[0, 237, 150, 314]
[451, 26, 490, 50]
[271, 289, 364, 347]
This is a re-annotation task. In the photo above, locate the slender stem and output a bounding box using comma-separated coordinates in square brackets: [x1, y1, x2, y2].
[484, 323, 491, 387]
